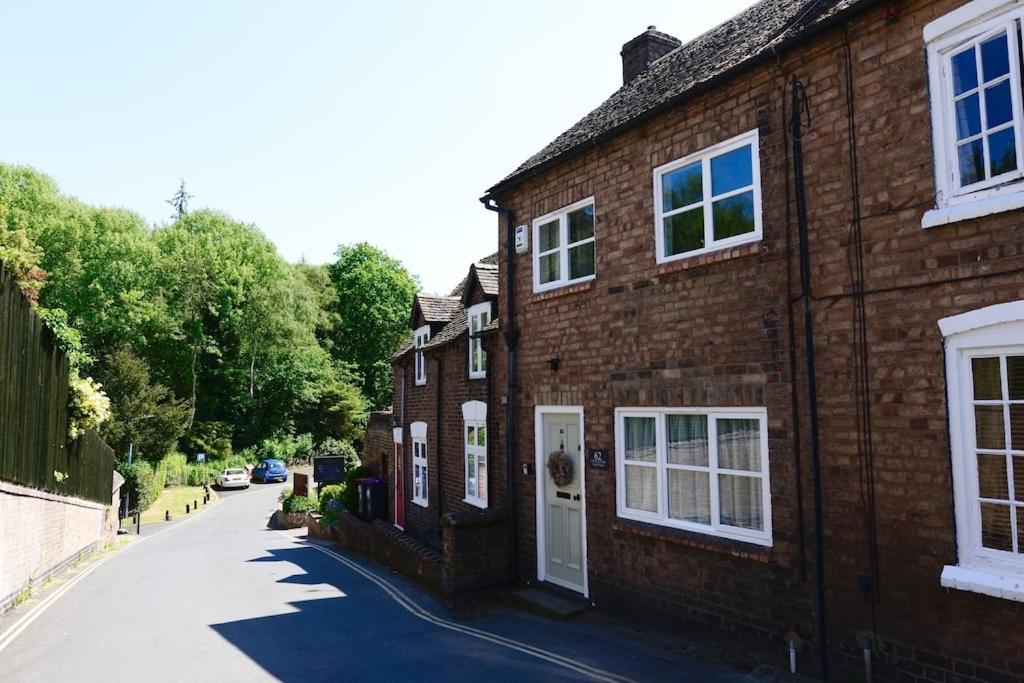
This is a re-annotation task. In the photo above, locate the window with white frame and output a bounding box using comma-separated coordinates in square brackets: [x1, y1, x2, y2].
[468, 302, 490, 379]
[615, 407, 771, 545]
[940, 300, 1024, 600]
[925, 1, 1024, 224]
[462, 401, 488, 508]
[653, 130, 762, 263]
[414, 325, 430, 386]
[411, 422, 428, 508]
[532, 197, 595, 292]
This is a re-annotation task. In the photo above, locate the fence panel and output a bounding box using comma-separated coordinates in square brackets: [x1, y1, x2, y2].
[0, 265, 113, 504]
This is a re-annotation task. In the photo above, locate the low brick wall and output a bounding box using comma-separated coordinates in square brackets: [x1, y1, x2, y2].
[318, 511, 443, 595]
[0, 480, 108, 612]
[308, 506, 512, 611]
[442, 507, 512, 596]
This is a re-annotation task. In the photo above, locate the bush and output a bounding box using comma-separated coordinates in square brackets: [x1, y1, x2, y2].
[341, 465, 373, 510]
[120, 460, 164, 513]
[315, 438, 360, 472]
[255, 432, 316, 465]
[282, 493, 316, 514]
[317, 484, 345, 514]
[161, 452, 189, 487]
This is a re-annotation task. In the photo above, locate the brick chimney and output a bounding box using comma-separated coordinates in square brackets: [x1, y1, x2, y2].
[620, 26, 681, 85]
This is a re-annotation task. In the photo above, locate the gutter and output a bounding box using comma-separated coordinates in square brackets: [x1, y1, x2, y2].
[479, 196, 519, 584]
[485, 0, 885, 197]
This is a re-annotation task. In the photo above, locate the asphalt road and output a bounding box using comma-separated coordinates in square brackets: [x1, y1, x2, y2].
[0, 481, 764, 683]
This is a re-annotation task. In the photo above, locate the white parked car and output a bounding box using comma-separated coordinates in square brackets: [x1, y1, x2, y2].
[215, 468, 250, 489]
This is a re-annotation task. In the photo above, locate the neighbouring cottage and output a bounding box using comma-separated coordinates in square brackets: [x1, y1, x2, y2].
[474, 0, 1024, 681]
[385, 254, 513, 597]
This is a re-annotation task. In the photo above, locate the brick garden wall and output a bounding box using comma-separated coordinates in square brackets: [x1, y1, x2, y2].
[489, 0, 1024, 680]
[0, 480, 107, 611]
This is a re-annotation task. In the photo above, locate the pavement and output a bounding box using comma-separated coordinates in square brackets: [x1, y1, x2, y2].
[0, 479, 772, 682]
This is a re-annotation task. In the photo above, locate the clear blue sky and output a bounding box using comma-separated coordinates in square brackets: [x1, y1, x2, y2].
[1, 1, 755, 293]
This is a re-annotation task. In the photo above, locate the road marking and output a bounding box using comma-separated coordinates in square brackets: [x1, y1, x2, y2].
[0, 486, 229, 654]
[275, 531, 634, 683]
[0, 552, 114, 654]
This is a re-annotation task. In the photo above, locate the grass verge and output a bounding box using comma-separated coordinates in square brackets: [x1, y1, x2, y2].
[123, 485, 217, 525]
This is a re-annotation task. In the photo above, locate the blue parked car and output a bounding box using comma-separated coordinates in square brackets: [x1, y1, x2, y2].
[252, 459, 288, 484]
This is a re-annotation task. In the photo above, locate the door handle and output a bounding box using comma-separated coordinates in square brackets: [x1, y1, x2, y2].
[572, 494, 581, 501]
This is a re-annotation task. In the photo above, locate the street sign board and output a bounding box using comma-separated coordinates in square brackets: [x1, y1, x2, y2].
[314, 455, 347, 484]
[196, 452, 206, 464]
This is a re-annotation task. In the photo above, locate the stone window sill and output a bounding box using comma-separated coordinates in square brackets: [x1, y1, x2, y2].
[922, 190, 1024, 229]
[655, 242, 761, 276]
[611, 518, 772, 564]
[529, 279, 594, 304]
[941, 564, 1024, 602]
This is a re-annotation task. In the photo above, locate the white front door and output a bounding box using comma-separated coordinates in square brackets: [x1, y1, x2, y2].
[538, 410, 586, 595]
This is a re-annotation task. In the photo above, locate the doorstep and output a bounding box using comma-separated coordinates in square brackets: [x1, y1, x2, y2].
[500, 584, 590, 621]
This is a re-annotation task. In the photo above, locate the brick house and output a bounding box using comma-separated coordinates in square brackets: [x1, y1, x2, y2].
[476, 0, 1024, 680]
[386, 255, 515, 594]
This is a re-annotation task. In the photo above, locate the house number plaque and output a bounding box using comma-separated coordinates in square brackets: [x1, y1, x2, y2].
[588, 448, 609, 469]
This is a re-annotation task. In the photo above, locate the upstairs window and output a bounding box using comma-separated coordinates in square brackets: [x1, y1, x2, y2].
[925, 2, 1024, 225]
[532, 197, 596, 293]
[414, 325, 430, 386]
[654, 130, 762, 263]
[468, 302, 490, 380]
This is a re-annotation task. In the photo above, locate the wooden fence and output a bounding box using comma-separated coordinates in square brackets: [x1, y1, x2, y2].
[0, 266, 114, 504]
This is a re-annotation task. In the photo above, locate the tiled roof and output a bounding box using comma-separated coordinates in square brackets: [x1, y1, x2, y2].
[488, 0, 868, 193]
[390, 332, 415, 362]
[474, 264, 499, 297]
[450, 253, 499, 297]
[478, 317, 500, 335]
[415, 294, 462, 324]
[422, 312, 468, 351]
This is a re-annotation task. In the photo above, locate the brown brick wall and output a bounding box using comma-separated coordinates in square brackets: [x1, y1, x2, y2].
[490, 1, 1024, 680]
[1, 480, 107, 610]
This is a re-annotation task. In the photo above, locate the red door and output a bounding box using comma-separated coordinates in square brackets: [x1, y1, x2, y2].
[394, 441, 405, 529]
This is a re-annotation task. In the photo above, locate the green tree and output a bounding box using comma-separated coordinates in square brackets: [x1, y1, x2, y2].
[328, 243, 418, 408]
[97, 348, 189, 462]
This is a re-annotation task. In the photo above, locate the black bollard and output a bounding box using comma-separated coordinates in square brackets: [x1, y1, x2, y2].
[136, 513, 140, 535]
[186, 503, 190, 514]
[193, 499, 198, 510]
[165, 510, 170, 521]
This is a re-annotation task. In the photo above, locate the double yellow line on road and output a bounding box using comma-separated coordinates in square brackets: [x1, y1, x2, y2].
[279, 532, 635, 683]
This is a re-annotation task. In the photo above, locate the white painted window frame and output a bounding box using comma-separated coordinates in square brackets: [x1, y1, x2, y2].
[467, 302, 491, 380]
[923, 0, 1024, 228]
[653, 129, 763, 264]
[531, 196, 596, 293]
[414, 325, 430, 386]
[939, 299, 1024, 602]
[462, 401, 488, 508]
[411, 421, 428, 508]
[614, 406, 772, 546]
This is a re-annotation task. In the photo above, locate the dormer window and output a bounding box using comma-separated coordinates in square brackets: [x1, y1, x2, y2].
[414, 325, 430, 386]
[468, 302, 490, 380]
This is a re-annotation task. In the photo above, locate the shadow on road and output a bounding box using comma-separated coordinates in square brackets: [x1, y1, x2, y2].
[209, 546, 585, 682]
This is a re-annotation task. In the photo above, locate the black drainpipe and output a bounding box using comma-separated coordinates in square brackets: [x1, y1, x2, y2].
[435, 354, 444, 537]
[480, 195, 519, 583]
[792, 75, 829, 681]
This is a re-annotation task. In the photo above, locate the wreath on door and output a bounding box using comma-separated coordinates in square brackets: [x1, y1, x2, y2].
[547, 450, 574, 488]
